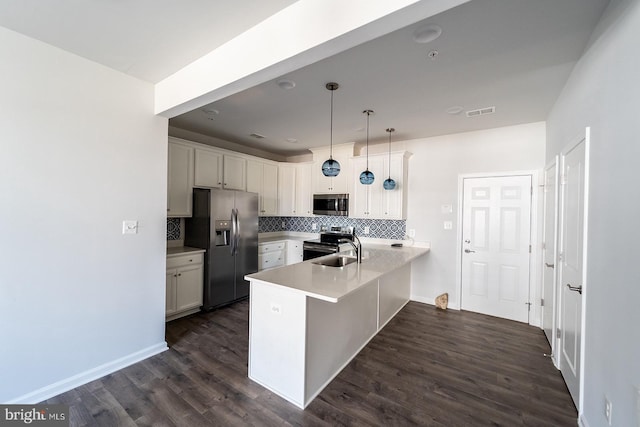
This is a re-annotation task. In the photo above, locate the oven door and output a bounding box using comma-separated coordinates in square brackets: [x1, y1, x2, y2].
[303, 242, 339, 261]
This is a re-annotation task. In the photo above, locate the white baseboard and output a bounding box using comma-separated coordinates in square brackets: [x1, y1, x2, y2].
[410, 295, 460, 310]
[7, 342, 168, 404]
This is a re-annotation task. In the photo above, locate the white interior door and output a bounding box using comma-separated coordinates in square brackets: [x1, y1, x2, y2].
[542, 160, 559, 350]
[558, 137, 587, 407]
[461, 175, 532, 323]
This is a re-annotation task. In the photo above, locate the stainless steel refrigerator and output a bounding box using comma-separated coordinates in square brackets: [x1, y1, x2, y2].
[185, 188, 259, 310]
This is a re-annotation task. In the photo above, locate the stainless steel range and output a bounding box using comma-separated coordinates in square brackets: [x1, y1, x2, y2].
[303, 228, 354, 261]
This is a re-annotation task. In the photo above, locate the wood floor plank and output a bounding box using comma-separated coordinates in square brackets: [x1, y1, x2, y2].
[43, 300, 577, 426]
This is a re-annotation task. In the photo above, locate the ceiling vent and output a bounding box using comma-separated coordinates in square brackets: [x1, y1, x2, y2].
[466, 106, 495, 117]
[249, 133, 266, 139]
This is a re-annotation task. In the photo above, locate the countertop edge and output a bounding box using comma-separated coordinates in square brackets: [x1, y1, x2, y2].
[166, 246, 206, 257]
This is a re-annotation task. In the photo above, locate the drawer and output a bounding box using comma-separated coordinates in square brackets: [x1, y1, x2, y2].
[259, 251, 284, 269]
[167, 253, 203, 269]
[259, 242, 286, 254]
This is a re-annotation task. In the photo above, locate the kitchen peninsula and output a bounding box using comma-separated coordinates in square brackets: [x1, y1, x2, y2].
[245, 244, 429, 408]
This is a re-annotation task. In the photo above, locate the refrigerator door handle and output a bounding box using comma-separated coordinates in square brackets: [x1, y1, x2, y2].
[232, 208, 240, 256]
[230, 209, 237, 255]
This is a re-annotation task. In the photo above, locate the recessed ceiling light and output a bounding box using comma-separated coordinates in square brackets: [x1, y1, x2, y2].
[201, 108, 219, 120]
[412, 24, 442, 44]
[286, 138, 298, 143]
[427, 50, 439, 60]
[446, 106, 463, 115]
[276, 79, 296, 90]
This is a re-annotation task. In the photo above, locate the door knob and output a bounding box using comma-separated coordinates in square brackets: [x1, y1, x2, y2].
[464, 239, 471, 243]
[545, 262, 555, 268]
[464, 249, 476, 253]
[566, 284, 582, 294]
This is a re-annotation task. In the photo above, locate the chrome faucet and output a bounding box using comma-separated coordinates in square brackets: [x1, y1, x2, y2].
[339, 234, 362, 263]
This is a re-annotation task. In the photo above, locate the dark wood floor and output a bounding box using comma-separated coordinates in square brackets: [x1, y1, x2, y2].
[44, 301, 577, 426]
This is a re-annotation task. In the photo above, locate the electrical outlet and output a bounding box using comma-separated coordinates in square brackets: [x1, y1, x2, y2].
[281, 221, 286, 229]
[122, 220, 138, 234]
[364, 226, 370, 234]
[444, 221, 453, 230]
[604, 396, 612, 425]
[312, 223, 317, 230]
[408, 229, 416, 238]
[270, 303, 281, 315]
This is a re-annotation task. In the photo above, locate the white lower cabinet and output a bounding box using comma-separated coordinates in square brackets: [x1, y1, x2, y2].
[286, 240, 303, 265]
[258, 242, 285, 270]
[166, 252, 204, 321]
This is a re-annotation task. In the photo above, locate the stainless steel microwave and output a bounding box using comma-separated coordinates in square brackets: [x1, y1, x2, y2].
[313, 194, 349, 216]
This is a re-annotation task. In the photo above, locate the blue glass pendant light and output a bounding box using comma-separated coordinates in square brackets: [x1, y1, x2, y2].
[383, 127, 397, 190]
[359, 110, 375, 185]
[321, 82, 341, 177]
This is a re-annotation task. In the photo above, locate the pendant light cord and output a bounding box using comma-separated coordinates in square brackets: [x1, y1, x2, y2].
[365, 111, 370, 170]
[388, 129, 392, 179]
[329, 87, 334, 160]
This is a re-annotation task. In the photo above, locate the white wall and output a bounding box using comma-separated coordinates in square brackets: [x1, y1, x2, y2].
[0, 27, 168, 402]
[364, 123, 545, 316]
[546, 0, 640, 425]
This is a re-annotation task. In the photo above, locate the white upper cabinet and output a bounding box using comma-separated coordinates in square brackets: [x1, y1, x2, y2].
[167, 141, 194, 217]
[310, 143, 354, 195]
[222, 154, 246, 191]
[295, 163, 313, 216]
[248, 160, 278, 216]
[278, 163, 313, 217]
[351, 156, 384, 218]
[350, 152, 410, 220]
[278, 164, 296, 216]
[194, 149, 223, 188]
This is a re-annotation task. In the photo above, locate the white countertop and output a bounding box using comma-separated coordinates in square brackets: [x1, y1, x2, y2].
[245, 244, 429, 303]
[166, 246, 206, 257]
[258, 232, 317, 244]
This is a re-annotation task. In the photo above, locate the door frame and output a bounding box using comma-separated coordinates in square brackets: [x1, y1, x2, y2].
[557, 127, 591, 413]
[455, 170, 541, 325]
[541, 156, 560, 366]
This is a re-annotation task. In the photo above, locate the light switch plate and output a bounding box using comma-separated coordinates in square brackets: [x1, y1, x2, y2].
[122, 220, 138, 234]
[441, 204, 453, 214]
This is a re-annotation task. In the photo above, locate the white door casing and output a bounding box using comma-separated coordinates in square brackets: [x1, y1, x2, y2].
[558, 131, 589, 409]
[542, 158, 559, 361]
[461, 175, 533, 323]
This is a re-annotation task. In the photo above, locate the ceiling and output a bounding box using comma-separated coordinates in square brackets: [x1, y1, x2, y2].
[170, 0, 609, 156]
[0, 0, 608, 157]
[0, 0, 298, 83]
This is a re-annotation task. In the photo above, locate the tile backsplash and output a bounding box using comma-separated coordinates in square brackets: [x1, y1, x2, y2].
[167, 218, 181, 240]
[259, 216, 406, 240]
[168, 216, 406, 241]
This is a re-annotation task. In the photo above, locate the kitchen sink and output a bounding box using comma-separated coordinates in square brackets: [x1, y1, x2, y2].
[312, 255, 358, 268]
